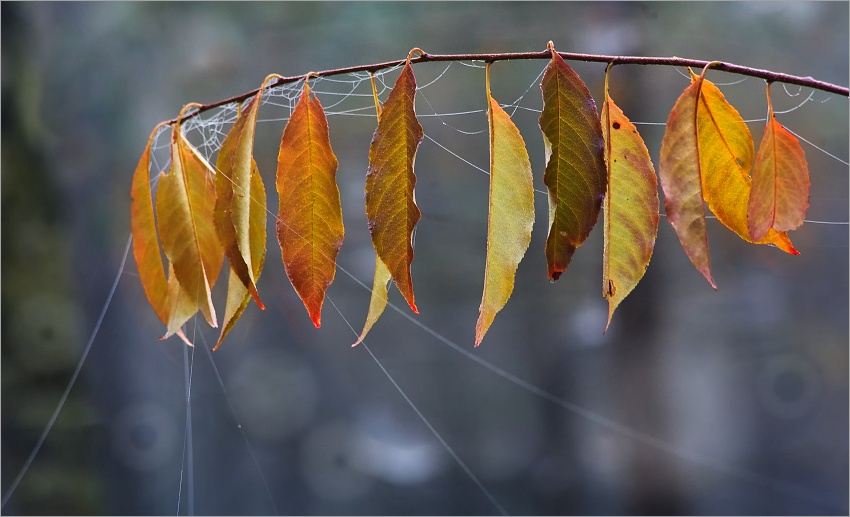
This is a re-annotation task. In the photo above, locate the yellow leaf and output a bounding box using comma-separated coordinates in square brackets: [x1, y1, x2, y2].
[475, 65, 534, 347]
[747, 84, 810, 241]
[162, 260, 198, 346]
[365, 61, 423, 312]
[538, 42, 607, 281]
[276, 81, 344, 328]
[216, 160, 267, 350]
[697, 78, 798, 254]
[353, 256, 392, 347]
[601, 72, 659, 331]
[215, 93, 266, 309]
[156, 131, 224, 327]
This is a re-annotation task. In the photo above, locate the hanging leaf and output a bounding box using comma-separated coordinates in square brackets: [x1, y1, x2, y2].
[215, 93, 266, 309]
[276, 80, 344, 328]
[538, 42, 607, 281]
[658, 69, 716, 288]
[696, 77, 798, 255]
[216, 161, 267, 349]
[747, 84, 810, 241]
[130, 129, 169, 324]
[354, 73, 400, 346]
[353, 257, 393, 347]
[162, 261, 199, 346]
[475, 65, 535, 347]
[601, 69, 659, 332]
[364, 60, 423, 312]
[156, 130, 224, 327]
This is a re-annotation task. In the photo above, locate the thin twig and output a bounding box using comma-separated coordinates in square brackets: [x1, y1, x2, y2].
[163, 48, 849, 126]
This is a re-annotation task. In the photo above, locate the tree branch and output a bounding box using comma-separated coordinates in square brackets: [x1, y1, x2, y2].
[166, 48, 849, 125]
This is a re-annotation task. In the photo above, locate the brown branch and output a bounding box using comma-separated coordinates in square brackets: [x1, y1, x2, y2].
[165, 48, 849, 125]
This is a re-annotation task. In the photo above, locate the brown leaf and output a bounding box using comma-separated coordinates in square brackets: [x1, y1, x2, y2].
[364, 62, 423, 313]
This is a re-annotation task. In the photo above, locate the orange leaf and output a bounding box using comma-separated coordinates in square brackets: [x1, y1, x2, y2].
[365, 61, 423, 312]
[475, 67, 535, 346]
[538, 43, 606, 281]
[156, 131, 224, 327]
[659, 71, 715, 287]
[276, 82, 344, 328]
[601, 78, 659, 331]
[747, 84, 810, 241]
[216, 160, 267, 349]
[215, 93, 265, 310]
[130, 128, 169, 325]
[697, 78, 798, 255]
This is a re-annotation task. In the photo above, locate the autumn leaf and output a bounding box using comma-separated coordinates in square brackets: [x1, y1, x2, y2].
[216, 161, 267, 349]
[475, 65, 535, 347]
[156, 130, 224, 327]
[276, 80, 344, 328]
[215, 93, 266, 310]
[658, 69, 715, 288]
[364, 61, 423, 312]
[697, 78, 799, 255]
[538, 42, 607, 281]
[162, 261, 199, 345]
[601, 68, 659, 331]
[354, 73, 400, 346]
[353, 256, 392, 347]
[747, 83, 810, 241]
[130, 128, 169, 324]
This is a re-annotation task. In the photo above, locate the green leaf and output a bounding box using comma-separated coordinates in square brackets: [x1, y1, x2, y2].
[538, 44, 607, 281]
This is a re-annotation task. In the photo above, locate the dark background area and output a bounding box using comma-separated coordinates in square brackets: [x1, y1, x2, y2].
[2, 2, 848, 515]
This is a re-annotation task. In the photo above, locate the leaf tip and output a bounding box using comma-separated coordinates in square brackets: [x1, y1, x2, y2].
[248, 285, 265, 310]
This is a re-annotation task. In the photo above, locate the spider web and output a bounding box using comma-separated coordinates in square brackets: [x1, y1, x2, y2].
[134, 61, 850, 514]
[5, 61, 848, 515]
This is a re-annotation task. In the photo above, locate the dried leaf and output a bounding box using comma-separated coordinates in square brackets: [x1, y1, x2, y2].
[216, 161, 267, 349]
[697, 78, 798, 254]
[215, 93, 265, 309]
[130, 130, 169, 324]
[156, 132, 224, 327]
[538, 45, 607, 281]
[658, 72, 715, 288]
[601, 87, 659, 331]
[162, 261, 198, 346]
[365, 62, 423, 312]
[747, 85, 810, 241]
[353, 256, 392, 347]
[276, 82, 344, 327]
[475, 75, 534, 347]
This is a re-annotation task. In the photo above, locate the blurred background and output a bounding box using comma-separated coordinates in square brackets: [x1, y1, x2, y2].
[2, 2, 847, 515]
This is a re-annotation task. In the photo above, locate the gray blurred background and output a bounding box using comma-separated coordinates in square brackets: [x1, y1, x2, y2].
[2, 2, 847, 515]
